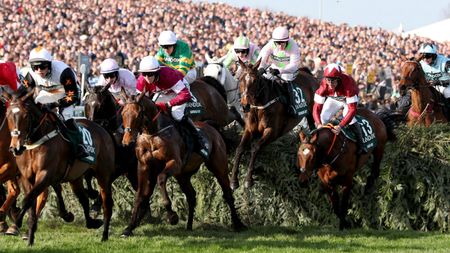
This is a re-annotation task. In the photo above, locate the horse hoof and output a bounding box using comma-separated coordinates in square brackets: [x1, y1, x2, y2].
[168, 213, 179, 225]
[101, 235, 108, 242]
[244, 179, 253, 189]
[5, 224, 19, 236]
[230, 181, 239, 191]
[0, 222, 8, 233]
[62, 212, 75, 223]
[87, 219, 103, 229]
[120, 230, 133, 238]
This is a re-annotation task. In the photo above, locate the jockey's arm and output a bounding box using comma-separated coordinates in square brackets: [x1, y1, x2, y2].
[168, 80, 191, 107]
[340, 102, 357, 127]
[223, 50, 235, 69]
[313, 86, 327, 126]
[58, 68, 79, 108]
[280, 44, 300, 74]
[256, 44, 272, 70]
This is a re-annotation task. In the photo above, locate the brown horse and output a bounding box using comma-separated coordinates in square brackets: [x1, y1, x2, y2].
[0, 98, 74, 235]
[399, 60, 448, 126]
[231, 59, 319, 189]
[120, 92, 245, 237]
[297, 108, 396, 230]
[5, 89, 117, 245]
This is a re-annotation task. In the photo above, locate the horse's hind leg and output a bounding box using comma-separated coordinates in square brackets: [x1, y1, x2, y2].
[52, 184, 74, 222]
[365, 147, 384, 194]
[157, 161, 180, 226]
[231, 130, 252, 190]
[69, 178, 103, 229]
[206, 159, 246, 231]
[26, 199, 38, 246]
[97, 181, 113, 241]
[175, 175, 196, 230]
[338, 182, 353, 230]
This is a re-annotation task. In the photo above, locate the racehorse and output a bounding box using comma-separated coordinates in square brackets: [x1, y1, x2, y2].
[297, 108, 396, 230]
[84, 84, 138, 191]
[399, 60, 448, 126]
[203, 54, 243, 119]
[231, 58, 319, 189]
[4, 88, 117, 245]
[0, 97, 74, 235]
[120, 91, 246, 237]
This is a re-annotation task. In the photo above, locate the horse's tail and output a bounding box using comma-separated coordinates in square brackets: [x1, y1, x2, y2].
[376, 110, 398, 142]
[199, 76, 227, 103]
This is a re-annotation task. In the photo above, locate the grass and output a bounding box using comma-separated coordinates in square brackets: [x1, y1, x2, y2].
[1, 219, 449, 253]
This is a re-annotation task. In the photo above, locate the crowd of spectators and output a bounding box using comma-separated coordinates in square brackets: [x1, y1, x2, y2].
[1, 0, 449, 110]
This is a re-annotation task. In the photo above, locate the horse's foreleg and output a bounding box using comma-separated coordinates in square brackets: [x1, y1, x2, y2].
[158, 160, 179, 226]
[35, 188, 48, 217]
[97, 181, 113, 242]
[122, 163, 156, 237]
[69, 178, 103, 229]
[231, 130, 252, 190]
[365, 148, 383, 194]
[26, 199, 37, 246]
[339, 182, 353, 230]
[245, 128, 274, 188]
[52, 184, 74, 222]
[175, 175, 196, 230]
[0, 180, 20, 222]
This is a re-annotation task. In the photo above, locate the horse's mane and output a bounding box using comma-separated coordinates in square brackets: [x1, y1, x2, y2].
[199, 76, 227, 103]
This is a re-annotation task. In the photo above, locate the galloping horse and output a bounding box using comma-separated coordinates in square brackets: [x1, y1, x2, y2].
[297, 108, 396, 230]
[5, 89, 117, 245]
[203, 54, 243, 119]
[84, 84, 138, 191]
[0, 97, 74, 235]
[120, 91, 245, 237]
[231, 59, 319, 189]
[399, 60, 448, 126]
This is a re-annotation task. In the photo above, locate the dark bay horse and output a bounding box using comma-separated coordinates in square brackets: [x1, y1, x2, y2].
[399, 60, 448, 126]
[84, 85, 138, 191]
[0, 98, 74, 235]
[5, 89, 117, 245]
[297, 108, 396, 230]
[120, 92, 245, 237]
[231, 59, 319, 189]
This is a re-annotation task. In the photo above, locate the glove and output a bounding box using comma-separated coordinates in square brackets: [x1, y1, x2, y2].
[269, 68, 280, 76]
[331, 125, 342, 135]
[156, 102, 170, 113]
[257, 68, 266, 76]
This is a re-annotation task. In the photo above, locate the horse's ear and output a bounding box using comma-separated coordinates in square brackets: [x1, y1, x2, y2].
[217, 54, 227, 63]
[120, 87, 130, 101]
[238, 57, 246, 69]
[310, 132, 318, 143]
[253, 58, 262, 70]
[100, 82, 112, 93]
[136, 90, 145, 103]
[299, 131, 307, 143]
[21, 87, 35, 102]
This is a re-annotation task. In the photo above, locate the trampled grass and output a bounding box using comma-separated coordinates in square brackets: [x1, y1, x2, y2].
[1, 220, 449, 253]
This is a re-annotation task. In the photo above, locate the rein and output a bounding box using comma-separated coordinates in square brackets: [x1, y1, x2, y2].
[320, 124, 347, 165]
[242, 74, 281, 110]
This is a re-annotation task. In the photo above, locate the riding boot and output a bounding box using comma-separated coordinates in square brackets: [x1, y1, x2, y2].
[286, 82, 297, 116]
[350, 123, 367, 155]
[64, 119, 90, 159]
[180, 116, 209, 159]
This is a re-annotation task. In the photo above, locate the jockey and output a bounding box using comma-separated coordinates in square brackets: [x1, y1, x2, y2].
[96, 58, 136, 104]
[257, 26, 301, 116]
[223, 35, 260, 78]
[21, 47, 88, 158]
[418, 43, 450, 113]
[156, 30, 197, 84]
[313, 63, 367, 154]
[136, 56, 208, 159]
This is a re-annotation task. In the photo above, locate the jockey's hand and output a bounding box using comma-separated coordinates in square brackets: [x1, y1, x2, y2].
[315, 123, 323, 129]
[257, 68, 266, 76]
[42, 102, 59, 112]
[269, 68, 280, 76]
[331, 125, 342, 135]
[156, 102, 170, 113]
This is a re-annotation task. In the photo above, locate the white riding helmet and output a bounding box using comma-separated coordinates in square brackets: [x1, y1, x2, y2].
[418, 43, 437, 54]
[233, 36, 250, 50]
[100, 58, 120, 74]
[139, 56, 160, 72]
[158, 31, 177, 46]
[29, 47, 53, 63]
[272, 26, 289, 42]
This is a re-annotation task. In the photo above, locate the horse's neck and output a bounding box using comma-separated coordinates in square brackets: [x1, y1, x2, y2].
[223, 68, 237, 91]
[410, 88, 428, 111]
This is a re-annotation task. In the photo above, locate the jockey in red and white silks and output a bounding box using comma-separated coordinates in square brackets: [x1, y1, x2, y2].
[136, 56, 191, 121]
[313, 63, 359, 128]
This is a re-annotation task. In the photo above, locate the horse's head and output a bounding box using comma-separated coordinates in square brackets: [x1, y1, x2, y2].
[204, 54, 226, 82]
[297, 131, 318, 186]
[121, 89, 145, 146]
[4, 88, 39, 156]
[84, 83, 116, 122]
[238, 58, 261, 112]
[399, 60, 427, 92]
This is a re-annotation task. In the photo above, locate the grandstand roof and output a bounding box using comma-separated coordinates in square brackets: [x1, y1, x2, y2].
[404, 18, 450, 43]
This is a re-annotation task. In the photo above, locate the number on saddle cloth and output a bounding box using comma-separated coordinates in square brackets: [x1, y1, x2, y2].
[291, 85, 309, 118]
[63, 120, 96, 164]
[340, 115, 377, 150]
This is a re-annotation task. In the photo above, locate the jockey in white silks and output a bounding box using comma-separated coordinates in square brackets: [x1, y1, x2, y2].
[257, 26, 301, 116]
[94, 58, 136, 104]
[223, 36, 260, 79]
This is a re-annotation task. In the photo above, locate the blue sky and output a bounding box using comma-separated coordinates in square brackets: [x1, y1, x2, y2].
[191, 0, 450, 31]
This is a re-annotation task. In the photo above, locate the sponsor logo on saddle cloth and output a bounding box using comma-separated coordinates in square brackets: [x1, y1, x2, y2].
[153, 91, 204, 116]
[292, 86, 309, 118]
[340, 115, 377, 150]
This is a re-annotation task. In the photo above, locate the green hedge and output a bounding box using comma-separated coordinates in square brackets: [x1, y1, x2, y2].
[39, 124, 449, 231]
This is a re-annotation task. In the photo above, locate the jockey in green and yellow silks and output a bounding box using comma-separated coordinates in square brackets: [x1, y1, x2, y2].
[156, 31, 196, 84]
